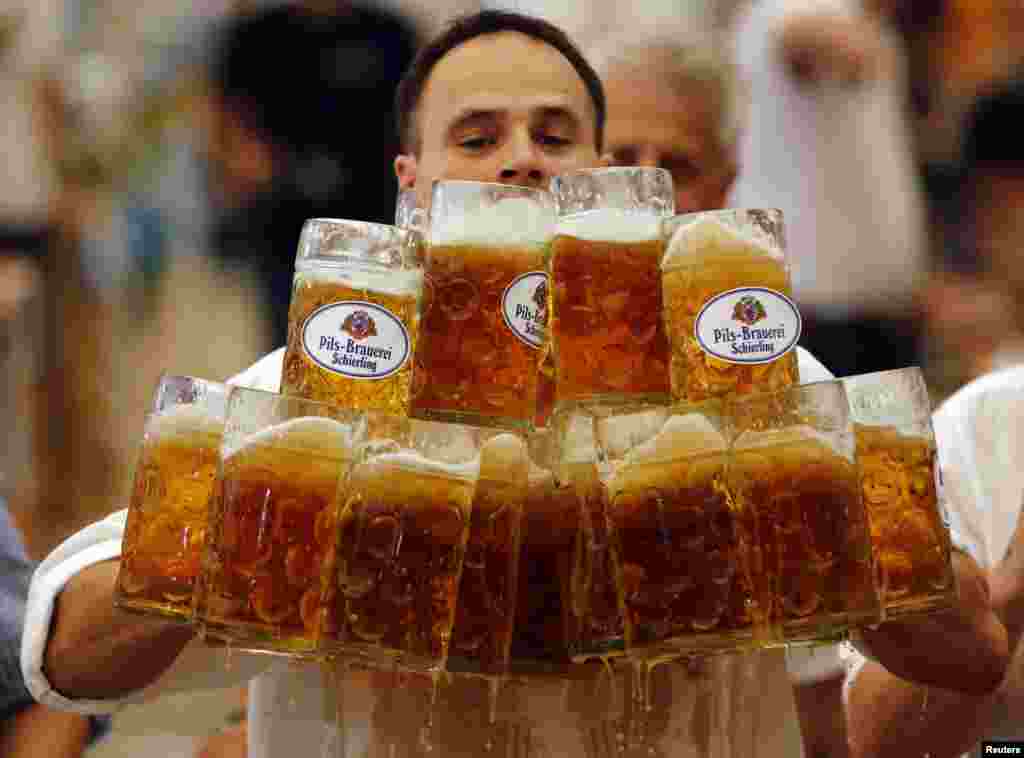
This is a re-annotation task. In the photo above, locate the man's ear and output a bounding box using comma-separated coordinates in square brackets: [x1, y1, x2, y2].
[395, 154, 418, 190]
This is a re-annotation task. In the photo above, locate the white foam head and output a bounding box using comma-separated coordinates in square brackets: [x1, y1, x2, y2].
[147, 404, 225, 441]
[295, 264, 423, 297]
[225, 416, 355, 461]
[662, 215, 777, 267]
[478, 433, 529, 482]
[430, 195, 556, 247]
[556, 208, 662, 243]
[621, 413, 726, 467]
[358, 450, 479, 483]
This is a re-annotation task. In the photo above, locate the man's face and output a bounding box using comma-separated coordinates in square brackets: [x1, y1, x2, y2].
[395, 31, 600, 206]
[603, 71, 735, 214]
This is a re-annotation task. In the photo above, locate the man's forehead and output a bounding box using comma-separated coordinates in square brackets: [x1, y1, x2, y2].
[420, 31, 593, 125]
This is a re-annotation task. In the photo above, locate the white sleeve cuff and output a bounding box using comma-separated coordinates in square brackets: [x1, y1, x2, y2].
[21, 538, 127, 715]
[786, 643, 845, 685]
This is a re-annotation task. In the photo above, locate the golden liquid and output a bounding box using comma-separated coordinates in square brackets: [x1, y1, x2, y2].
[117, 423, 222, 620]
[282, 273, 419, 415]
[450, 476, 525, 674]
[608, 452, 754, 653]
[727, 438, 879, 642]
[410, 243, 544, 428]
[663, 251, 799, 403]
[196, 443, 347, 651]
[549, 236, 670, 408]
[855, 424, 954, 615]
[327, 459, 475, 670]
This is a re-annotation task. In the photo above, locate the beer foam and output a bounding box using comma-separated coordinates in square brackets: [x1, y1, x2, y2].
[555, 208, 662, 243]
[430, 196, 555, 247]
[597, 408, 669, 462]
[478, 433, 529, 482]
[147, 404, 225, 441]
[621, 413, 726, 468]
[662, 215, 776, 267]
[294, 265, 423, 297]
[360, 450, 478, 480]
[224, 416, 355, 461]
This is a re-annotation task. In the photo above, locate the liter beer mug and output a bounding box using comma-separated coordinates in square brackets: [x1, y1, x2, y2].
[410, 181, 555, 430]
[116, 375, 228, 620]
[281, 218, 422, 415]
[843, 367, 955, 617]
[324, 415, 480, 672]
[548, 167, 674, 411]
[727, 380, 881, 645]
[195, 387, 362, 655]
[597, 403, 760, 657]
[661, 209, 801, 403]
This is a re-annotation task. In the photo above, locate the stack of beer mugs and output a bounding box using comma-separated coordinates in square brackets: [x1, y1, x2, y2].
[111, 167, 956, 754]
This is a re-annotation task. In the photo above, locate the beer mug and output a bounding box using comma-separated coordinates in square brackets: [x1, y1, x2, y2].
[323, 415, 481, 672]
[410, 180, 556, 430]
[596, 403, 761, 658]
[842, 367, 956, 618]
[115, 375, 229, 621]
[661, 209, 801, 403]
[281, 218, 422, 415]
[726, 380, 881, 646]
[449, 431, 529, 675]
[195, 386, 363, 655]
[548, 167, 675, 412]
[557, 411, 624, 662]
[394, 188, 429, 236]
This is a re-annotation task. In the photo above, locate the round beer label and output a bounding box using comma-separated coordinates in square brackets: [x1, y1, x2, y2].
[694, 287, 802, 365]
[301, 301, 410, 380]
[501, 271, 548, 349]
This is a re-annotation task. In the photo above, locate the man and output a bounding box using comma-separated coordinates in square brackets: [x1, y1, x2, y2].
[19, 11, 1008, 758]
[728, 0, 930, 379]
[842, 78, 1024, 758]
[593, 35, 740, 214]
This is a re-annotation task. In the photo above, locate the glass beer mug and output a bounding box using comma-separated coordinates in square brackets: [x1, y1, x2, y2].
[842, 367, 956, 618]
[726, 380, 881, 646]
[194, 386, 363, 655]
[115, 375, 229, 620]
[281, 218, 422, 415]
[322, 415, 481, 673]
[661, 209, 801, 403]
[410, 180, 556, 430]
[548, 167, 675, 412]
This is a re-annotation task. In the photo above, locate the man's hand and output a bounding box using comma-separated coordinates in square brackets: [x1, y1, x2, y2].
[0, 704, 91, 758]
[856, 550, 1009, 695]
[776, 13, 894, 87]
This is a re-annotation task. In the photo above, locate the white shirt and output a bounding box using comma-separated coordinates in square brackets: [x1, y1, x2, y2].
[21, 346, 834, 758]
[843, 365, 1024, 750]
[728, 0, 927, 314]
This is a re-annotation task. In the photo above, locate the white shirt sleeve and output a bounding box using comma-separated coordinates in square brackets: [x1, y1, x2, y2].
[20, 348, 287, 714]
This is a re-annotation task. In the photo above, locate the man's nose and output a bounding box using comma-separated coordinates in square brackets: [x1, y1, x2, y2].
[497, 132, 545, 187]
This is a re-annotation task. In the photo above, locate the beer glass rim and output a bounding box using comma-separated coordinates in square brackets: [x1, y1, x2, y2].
[550, 166, 673, 184]
[297, 218, 411, 262]
[430, 179, 554, 198]
[669, 207, 783, 224]
[840, 365, 933, 422]
[152, 373, 229, 415]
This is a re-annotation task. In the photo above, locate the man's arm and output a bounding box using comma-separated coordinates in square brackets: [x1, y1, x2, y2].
[43, 559, 194, 700]
[846, 543, 1024, 758]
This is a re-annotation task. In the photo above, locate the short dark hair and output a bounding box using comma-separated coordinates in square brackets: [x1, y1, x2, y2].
[395, 10, 606, 153]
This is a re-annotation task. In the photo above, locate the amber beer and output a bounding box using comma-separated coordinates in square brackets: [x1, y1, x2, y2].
[116, 377, 228, 620]
[662, 209, 800, 404]
[324, 419, 479, 671]
[410, 181, 555, 429]
[281, 219, 421, 415]
[449, 433, 528, 674]
[843, 368, 955, 616]
[603, 409, 756, 655]
[195, 391, 360, 654]
[727, 382, 881, 644]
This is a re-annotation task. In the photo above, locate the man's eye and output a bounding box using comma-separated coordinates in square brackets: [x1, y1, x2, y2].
[458, 137, 493, 150]
[537, 134, 571, 148]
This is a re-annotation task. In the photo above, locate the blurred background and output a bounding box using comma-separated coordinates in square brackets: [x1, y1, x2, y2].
[0, 0, 1022, 753]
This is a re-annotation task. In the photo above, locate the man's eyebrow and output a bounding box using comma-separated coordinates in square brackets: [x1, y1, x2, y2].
[446, 109, 502, 133]
[534, 106, 582, 128]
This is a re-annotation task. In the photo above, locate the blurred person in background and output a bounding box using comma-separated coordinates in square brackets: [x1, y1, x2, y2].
[204, 1, 420, 347]
[592, 35, 740, 214]
[728, 0, 935, 379]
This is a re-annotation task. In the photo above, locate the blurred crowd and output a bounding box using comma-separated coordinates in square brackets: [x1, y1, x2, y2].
[1, 0, 1023, 754]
